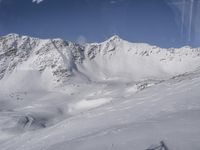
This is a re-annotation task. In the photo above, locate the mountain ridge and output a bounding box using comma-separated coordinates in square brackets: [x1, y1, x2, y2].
[2, 33, 196, 49]
[1, 33, 200, 88]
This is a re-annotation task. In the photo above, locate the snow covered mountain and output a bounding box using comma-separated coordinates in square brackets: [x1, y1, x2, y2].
[0, 34, 200, 150]
[83, 35, 200, 81]
[0, 33, 86, 89]
[1, 33, 200, 85]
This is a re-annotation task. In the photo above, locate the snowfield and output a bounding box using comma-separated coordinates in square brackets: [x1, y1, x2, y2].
[0, 34, 200, 150]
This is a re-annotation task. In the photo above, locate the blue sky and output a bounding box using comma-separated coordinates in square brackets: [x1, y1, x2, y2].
[0, 0, 199, 48]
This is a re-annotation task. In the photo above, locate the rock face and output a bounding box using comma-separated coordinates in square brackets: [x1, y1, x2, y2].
[0, 33, 200, 85]
[0, 34, 84, 86]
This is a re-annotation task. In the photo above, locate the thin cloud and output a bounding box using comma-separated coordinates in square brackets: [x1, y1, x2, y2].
[32, 0, 45, 4]
[109, 0, 126, 4]
[76, 35, 87, 46]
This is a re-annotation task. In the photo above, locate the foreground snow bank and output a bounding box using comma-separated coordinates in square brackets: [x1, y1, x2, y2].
[69, 98, 112, 114]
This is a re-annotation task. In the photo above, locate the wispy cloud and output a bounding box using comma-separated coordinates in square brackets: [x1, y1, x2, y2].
[167, 0, 200, 45]
[109, 0, 126, 4]
[32, 0, 45, 4]
[76, 35, 87, 46]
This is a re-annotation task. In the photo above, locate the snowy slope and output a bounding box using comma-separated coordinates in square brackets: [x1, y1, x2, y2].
[82, 35, 200, 81]
[0, 34, 200, 150]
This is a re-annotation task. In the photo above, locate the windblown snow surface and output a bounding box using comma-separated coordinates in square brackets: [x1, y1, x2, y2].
[0, 34, 200, 150]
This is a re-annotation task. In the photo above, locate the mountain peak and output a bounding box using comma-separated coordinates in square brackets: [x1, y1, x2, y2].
[103, 35, 123, 45]
[108, 35, 122, 41]
[3, 33, 20, 38]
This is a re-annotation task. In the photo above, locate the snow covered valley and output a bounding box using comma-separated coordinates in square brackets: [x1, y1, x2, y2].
[0, 34, 200, 150]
